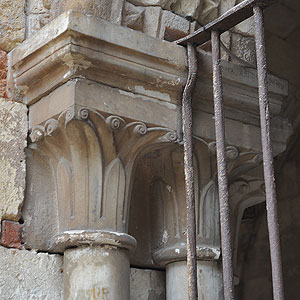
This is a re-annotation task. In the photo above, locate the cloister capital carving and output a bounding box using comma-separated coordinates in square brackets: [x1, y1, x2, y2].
[26, 105, 179, 252]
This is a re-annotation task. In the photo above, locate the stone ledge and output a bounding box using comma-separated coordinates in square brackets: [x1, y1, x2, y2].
[8, 10, 186, 105]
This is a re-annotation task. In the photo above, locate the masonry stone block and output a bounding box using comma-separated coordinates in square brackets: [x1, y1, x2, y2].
[231, 33, 256, 66]
[0, 99, 27, 221]
[158, 9, 190, 41]
[60, 0, 124, 24]
[130, 268, 166, 300]
[127, 0, 175, 9]
[0, 246, 63, 299]
[0, 0, 25, 51]
[0, 50, 7, 98]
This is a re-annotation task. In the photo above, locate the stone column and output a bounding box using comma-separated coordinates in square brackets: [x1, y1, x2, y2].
[7, 10, 290, 300]
[167, 261, 223, 300]
[146, 142, 223, 299]
[25, 105, 178, 300]
[148, 143, 265, 299]
[62, 231, 136, 300]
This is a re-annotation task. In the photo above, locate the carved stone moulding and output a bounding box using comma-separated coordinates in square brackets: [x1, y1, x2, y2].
[50, 230, 137, 253]
[129, 135, 265, 269]
[8, 10, 291, 155]
[24, 104, 180, 252]
[152, 244, 221, 266]
[8, 10, 186, 106]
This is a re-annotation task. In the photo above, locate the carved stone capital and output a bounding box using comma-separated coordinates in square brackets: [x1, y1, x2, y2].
[24, 105, 178, 252]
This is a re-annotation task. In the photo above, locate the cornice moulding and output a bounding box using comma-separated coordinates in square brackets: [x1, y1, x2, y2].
[8, 10, 291, 155]
[8, 10, 186, 105]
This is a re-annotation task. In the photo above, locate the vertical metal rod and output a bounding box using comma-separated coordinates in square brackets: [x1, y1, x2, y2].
[182, 42, 198, 300]
[211, 30, 235, 300]
[253, 5, 284, 300]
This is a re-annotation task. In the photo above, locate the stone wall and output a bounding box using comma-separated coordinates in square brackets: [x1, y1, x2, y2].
[1, 0, 299, 299]
[0, 246, 165, 300]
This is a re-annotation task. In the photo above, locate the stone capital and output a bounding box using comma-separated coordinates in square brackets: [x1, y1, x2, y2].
[24, 104, 178, 252]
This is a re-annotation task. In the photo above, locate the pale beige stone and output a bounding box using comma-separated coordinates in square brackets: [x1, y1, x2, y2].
[59, 0, 124, 24]
[130, 268, 166, 300]
[0, 0, 25, 51]
[231, 32, 256, 66]
[128, 0, 175, 9]
[171, 0, 220, 24]
[0, 99, 27, 221]
[0, 246, 63, 300]
[143, 6, 162, 37]
[171, 0, 203, 20]
[158, 9, 190, 40]
[26, 0, 61, 37]
[122, 2, 145, 31]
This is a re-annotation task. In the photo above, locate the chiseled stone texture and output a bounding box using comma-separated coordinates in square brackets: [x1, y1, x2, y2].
[0, 99, 27, 221]
[0, 50, 8, 98]
[130, 268, 166, 300]
[0, 0, 25, 51]
[0, 246, 63, 300]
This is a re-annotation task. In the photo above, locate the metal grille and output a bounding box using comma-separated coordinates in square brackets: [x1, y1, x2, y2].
[177, 1, 284, 299]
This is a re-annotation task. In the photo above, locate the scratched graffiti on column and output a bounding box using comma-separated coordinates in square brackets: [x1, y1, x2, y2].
[74, 287, 109, 300]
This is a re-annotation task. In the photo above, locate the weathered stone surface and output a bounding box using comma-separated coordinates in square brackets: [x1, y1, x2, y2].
[65, 246, 130, 300]
[130, 268, 166, 300]
[26, 0, 61, 37]
[158, 9, 190, 40]
[172, 0, 220, 24]
[1, 220, 22, 249]
[166, 261, 223, 300]
[0, 99, 27, 221]
[128, 0, 175, 9]
[231, 33, 256, 66]
[59, 0, 124, 24]
[122, 2, 145, 31]
[0, 0, 25, 51]
[0, 246, 63, 299]
[0, 50, 7, 98]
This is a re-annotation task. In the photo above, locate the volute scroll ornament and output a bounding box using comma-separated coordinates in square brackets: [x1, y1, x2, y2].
[26, 105, 180, 252]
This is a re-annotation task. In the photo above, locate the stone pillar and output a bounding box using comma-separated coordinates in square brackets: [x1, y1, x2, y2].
[23, 104, 178, 299]
[146, 142, 224, 299]
[166, 261, 223, 300]
[7, 10, 290, 300]
[65, 246, 129, 300]
[147, 144, 266, 300]
[62, 230, 136, 300]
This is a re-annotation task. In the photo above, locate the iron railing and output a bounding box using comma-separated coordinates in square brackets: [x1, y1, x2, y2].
[177, 1, 284, 299]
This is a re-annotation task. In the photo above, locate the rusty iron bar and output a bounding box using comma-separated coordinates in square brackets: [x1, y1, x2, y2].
[211, 30, 235, 300]
[253, 5, 284, 300]
[176, 0, 276, 47]
[182, 42, 198, 300]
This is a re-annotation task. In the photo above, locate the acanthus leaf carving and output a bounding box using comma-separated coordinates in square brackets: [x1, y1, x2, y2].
[28, 105, 180, 245]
